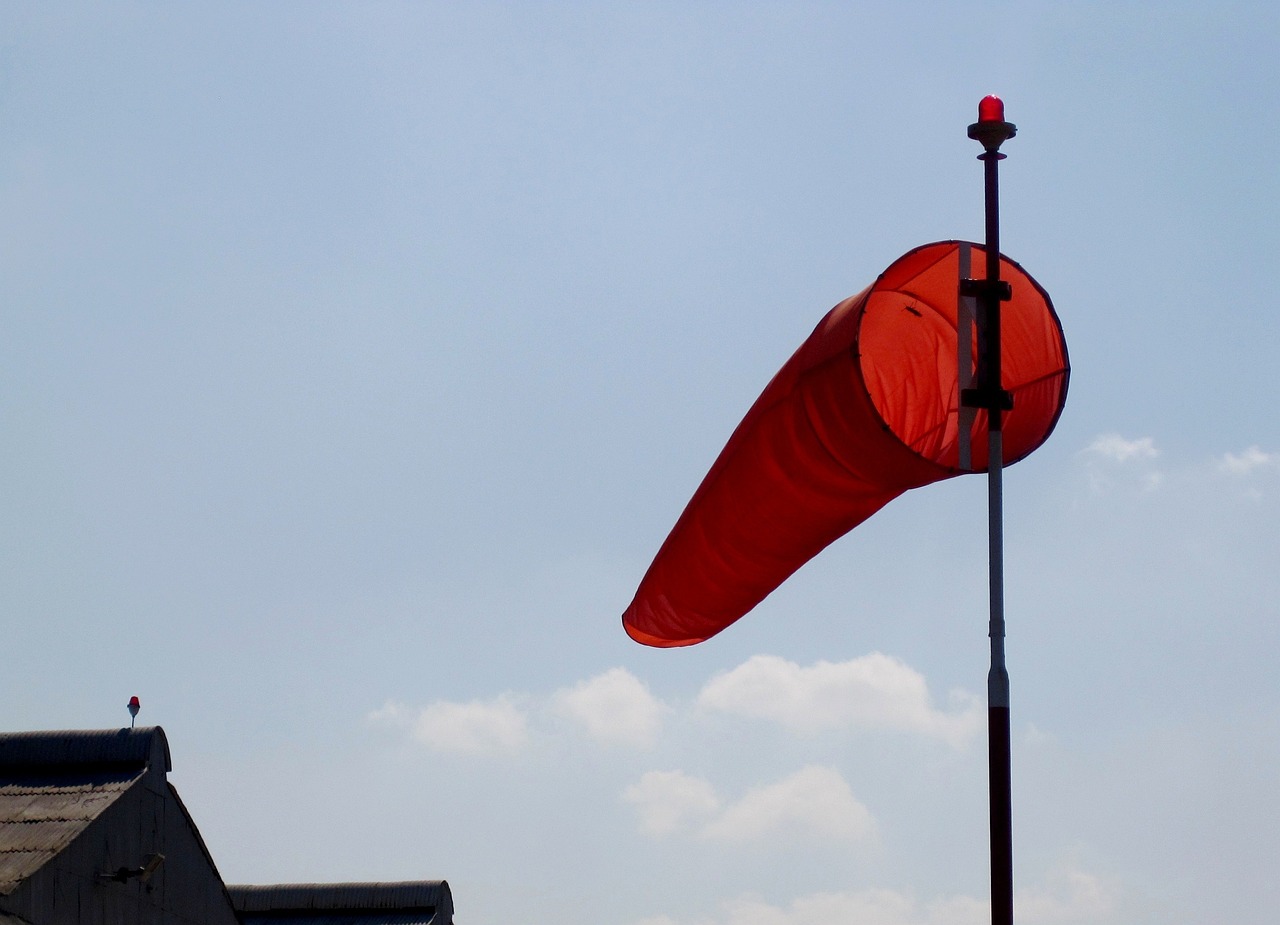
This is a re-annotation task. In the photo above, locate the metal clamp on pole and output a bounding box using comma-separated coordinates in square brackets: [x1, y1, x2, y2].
[960, 277, 1014, 412]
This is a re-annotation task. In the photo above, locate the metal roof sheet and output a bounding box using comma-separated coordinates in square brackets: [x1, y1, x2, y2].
[0, 768, 141, 894]
[0, 728, 170, 773]
[237, 916, 436, 925]
[227, 882, 453, 925]
[0, 851, 49, 892]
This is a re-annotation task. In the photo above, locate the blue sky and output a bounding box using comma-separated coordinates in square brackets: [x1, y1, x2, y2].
[2, 4, 1278, 924]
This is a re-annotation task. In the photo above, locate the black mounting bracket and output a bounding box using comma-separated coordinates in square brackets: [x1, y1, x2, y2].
[961, 386, 1014, 411]
[967, 119, 1017, 154]
[960, 278, 1012, 301]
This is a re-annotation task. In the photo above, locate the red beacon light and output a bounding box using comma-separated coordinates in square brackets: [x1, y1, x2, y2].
[978, 95, 1005, 123]
[968, 95, 1016, 154]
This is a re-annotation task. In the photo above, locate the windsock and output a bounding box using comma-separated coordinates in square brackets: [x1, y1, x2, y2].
[623, 240, 1069, 647]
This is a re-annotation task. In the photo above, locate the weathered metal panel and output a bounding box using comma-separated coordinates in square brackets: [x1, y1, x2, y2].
[0, 786, 131, 823]
[227, 882, 452, 913]
[239, 914, 436, 925]
[0, 778, 132, 795]
[0, 820, 89, 852]
[228, 882, 454, 925]
[0, 729, 170, 774]
[0, 851, 49, 888]
[0, 770, 140, 895]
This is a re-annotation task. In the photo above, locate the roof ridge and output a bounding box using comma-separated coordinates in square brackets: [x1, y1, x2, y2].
[226, 881, 453, 914]
[0, 728, 171, 774]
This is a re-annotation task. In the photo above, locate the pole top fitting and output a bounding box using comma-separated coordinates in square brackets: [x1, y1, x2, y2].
[968, 95, 1016, 154]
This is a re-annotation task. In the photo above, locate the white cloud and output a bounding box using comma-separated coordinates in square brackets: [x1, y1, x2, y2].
[716, 895, 983, 925]
[1085, 433, 1159, 463]
[696, 653, 981, 747]
[624, 770, 721, 836]
[637, 889, 984, 925]
[1080, 434, 1164, 494]
[553, 666, 667, 747]
[629, 866, 1118, 925]
[1077, 437, 1278, 498]
[700, 765, 875, 843]
[367, 695, 528, 754]
[1017, 865, 1117, 924]
[367, 699, 412, 727]
[372, 654, 975, 758]
[1219, 445, 1276, 474]
[625, 766, 875, 845]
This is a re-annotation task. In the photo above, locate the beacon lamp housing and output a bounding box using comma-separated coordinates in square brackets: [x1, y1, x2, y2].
[968, 95, 1016, 153]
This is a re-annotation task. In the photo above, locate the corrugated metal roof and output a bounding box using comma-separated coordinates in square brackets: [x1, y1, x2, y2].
[0, 763, 143, 894]
[0, 728, 170, 773]
[0, 852, 49, 890]
[246, 916, 435, 925]
[227, 882, 453, 925]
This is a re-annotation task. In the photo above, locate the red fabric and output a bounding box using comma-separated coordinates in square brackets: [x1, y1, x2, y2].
[623, 241, 1069, 647]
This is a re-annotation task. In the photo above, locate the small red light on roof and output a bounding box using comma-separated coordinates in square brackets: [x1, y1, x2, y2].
[978, 95, 1005, 123]
[129, 696, 140, 707]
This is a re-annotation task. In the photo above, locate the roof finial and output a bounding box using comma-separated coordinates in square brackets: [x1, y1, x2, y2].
[127, 696, 140, 729]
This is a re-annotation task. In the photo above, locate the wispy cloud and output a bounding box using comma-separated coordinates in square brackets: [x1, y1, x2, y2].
[1078, 436, 1278, 499]
[1081, 434, 1163, 493]
[697, 653, 981, 747]
[1017, 865, 1118, 924]
[625, 766, 875, 845]
[1085, 434, 1159, 463]
[628, 865, 1118, 925]
[366, 667, 667, 755]
[700, 766, 875, 842]
[624, 769, 721, 836]
[370, 654, 976, 755]
[635, 888, 984, 925]
[1219, 445, 1276, 475]
[368, 695, 528, 754]
[552, 667, 667, 748]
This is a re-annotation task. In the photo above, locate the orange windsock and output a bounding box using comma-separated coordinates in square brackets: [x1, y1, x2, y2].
[623, 241, 1069, 647]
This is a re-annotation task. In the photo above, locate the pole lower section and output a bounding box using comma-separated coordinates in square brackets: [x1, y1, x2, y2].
[989, 700, 1012, 925]
[987, 422, 1011, 925]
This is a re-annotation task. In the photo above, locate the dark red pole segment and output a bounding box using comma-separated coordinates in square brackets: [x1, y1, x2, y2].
[966, 95, 1016, 925]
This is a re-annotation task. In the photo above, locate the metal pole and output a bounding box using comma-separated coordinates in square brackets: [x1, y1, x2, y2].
[963, 96, 1016, 925]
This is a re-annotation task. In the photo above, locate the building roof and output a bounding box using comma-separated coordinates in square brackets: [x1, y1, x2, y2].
[0, 728, 171, 774]
[0, 728, 454, 925]
[227, 882, 453, 925]
[0, 728, 168, 895]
